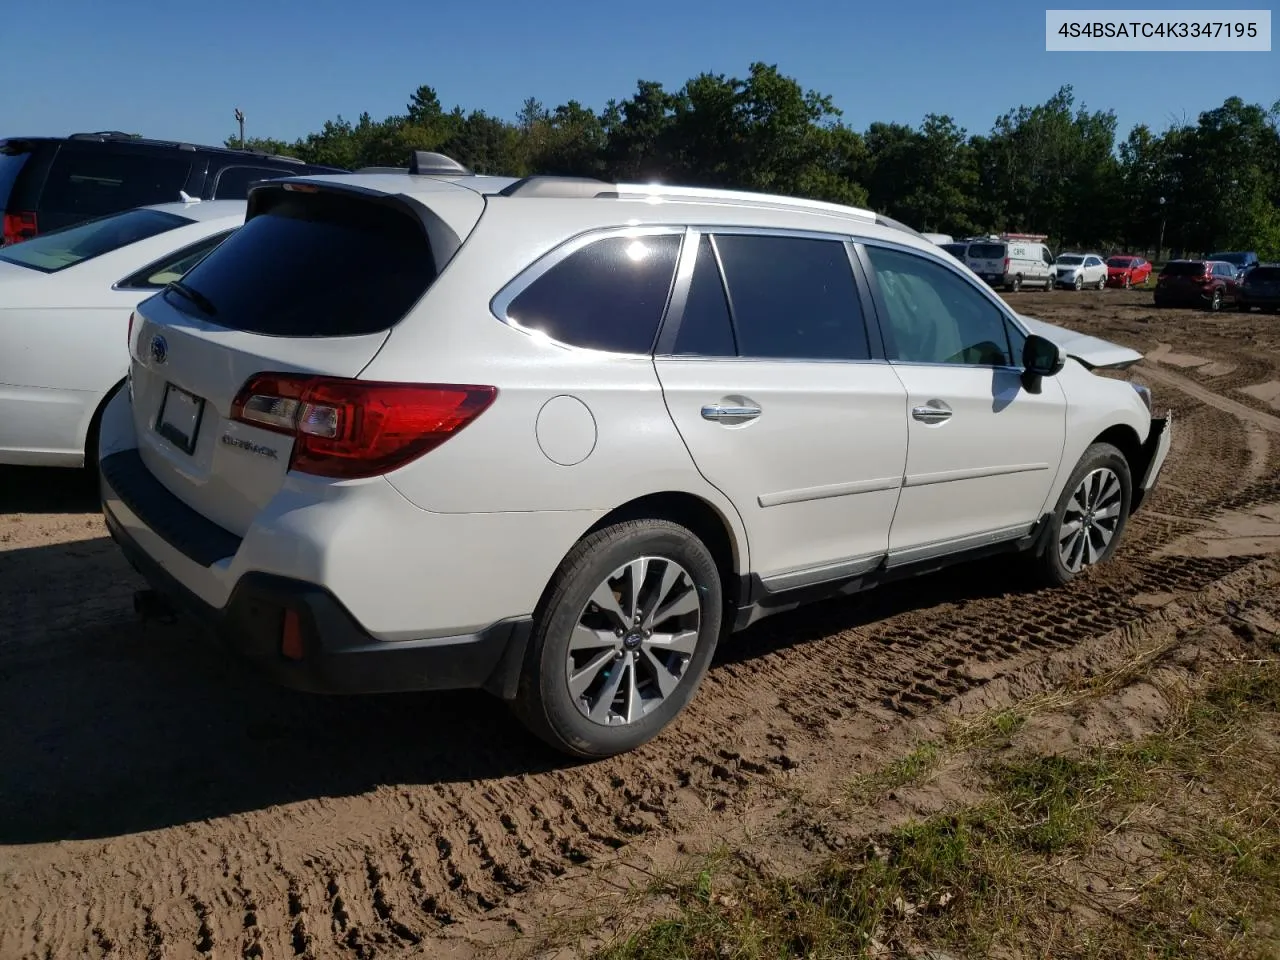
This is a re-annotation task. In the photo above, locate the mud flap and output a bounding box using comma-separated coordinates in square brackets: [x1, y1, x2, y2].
[1131, 412, 1172, 514]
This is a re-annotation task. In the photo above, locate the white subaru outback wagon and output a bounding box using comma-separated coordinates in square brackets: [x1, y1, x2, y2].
[99, 152, 1171, 758]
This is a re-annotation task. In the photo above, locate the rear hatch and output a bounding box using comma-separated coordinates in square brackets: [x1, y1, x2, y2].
[966, 241, 1006, 277]
[1243, 265, 1280, 297]
[1158, 261, 1207, 293]
[127, 181, 481, 536]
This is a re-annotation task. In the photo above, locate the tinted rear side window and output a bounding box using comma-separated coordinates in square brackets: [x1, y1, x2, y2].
[40, 149, 193, 222]
[1248, 266, 1280, 282]
[212, 166, 291, 198]
[1162, 261, 1206, 277]
[170, 190, 434, 337]
[714, 234, 869, 361]
[672, 236, 736, 356]
[506, 234, 681, 353]
[967, 243, 1005, 259]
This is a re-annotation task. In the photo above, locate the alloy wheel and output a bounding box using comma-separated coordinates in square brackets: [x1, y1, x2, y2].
[566, 556, 701, 726]
[1058, 467, 1123, 573]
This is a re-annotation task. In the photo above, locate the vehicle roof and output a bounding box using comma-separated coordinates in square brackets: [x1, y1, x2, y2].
[270, 170, 936, 250]
[141, 199, 247, 223]
[0, 133, 341, 169]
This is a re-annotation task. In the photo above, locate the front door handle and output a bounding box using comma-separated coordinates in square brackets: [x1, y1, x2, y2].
[911, 400, 953, 424]
[701, 401, 762, 425]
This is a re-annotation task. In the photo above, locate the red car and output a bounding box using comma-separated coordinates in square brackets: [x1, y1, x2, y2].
[1106, 255, 1152, 288]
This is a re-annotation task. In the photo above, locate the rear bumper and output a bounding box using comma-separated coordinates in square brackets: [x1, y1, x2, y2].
[1239, 294, 1280, 310]
[104, 502, 532, 698]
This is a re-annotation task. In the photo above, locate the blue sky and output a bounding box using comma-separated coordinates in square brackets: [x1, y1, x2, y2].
[4, 0, 1275, 148]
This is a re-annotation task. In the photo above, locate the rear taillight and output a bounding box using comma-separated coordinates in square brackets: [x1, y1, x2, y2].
[1003, 257, 1010, 272]
[230, 374, 497, 480]
[2, 211, 37, 245]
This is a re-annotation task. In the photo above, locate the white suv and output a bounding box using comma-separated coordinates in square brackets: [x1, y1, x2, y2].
[99, 153, 1172, 758]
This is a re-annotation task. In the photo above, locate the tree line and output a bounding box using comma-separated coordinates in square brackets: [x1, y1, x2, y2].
[230, 63, 1280, 259]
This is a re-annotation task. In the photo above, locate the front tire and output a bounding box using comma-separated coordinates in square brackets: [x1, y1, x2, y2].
[1074, 275, 1084, 291]
[513, 519, 723, 758]
[1031, 443, 1132, 588]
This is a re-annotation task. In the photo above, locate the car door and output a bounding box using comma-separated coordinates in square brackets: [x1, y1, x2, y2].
[1217, 262, 1241, 301]
[857, 240, 1067, 564]
[653, 230, 909, 587]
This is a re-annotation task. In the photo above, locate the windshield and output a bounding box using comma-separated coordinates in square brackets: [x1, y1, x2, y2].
[1106, 257, 1134, 267]
[1056, 255, 1084, 265]
[0, 207, 190, 272]
[1161, 261, 1206, 277]
[967, 242, 1004, 259]
[1208, 252, 1249, 266]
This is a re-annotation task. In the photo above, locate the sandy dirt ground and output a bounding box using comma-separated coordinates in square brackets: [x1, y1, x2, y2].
[1, 289, 1278, 959]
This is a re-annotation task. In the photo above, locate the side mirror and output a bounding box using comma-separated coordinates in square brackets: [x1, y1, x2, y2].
[1022, 334, 1064, 392]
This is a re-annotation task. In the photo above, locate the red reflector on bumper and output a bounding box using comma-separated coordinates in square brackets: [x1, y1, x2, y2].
[282, 609, 305, 660]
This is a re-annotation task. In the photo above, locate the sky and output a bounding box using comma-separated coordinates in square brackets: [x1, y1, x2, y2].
[3, 0, 1276, 149]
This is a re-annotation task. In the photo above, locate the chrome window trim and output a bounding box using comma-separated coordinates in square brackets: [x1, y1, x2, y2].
[488, 224, 688, 357]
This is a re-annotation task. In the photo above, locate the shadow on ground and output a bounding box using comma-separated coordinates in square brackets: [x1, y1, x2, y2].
[0, 523, 1028, 845]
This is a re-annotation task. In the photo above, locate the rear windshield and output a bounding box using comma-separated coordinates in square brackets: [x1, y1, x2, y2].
[0, 150, 29, 209]
[168, 189, 434, 336]
[1106, 257, 1133, 267]
[967, 242, 1004, 259]
[0, 207, 190, 272]
[1208, 252, 1249, 266]
[1056, 255, 1084, 265]
[1246, 266, 1280, 282]
[940, 243, 968, 259]
[1161, 261, 1206, 277]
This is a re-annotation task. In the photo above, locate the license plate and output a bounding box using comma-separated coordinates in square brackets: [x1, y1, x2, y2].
[155, 383, 206, 455]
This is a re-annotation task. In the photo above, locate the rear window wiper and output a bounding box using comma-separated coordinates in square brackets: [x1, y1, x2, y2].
[165, 280, 218, 316]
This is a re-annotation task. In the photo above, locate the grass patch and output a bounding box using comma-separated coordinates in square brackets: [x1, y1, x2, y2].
[598, 663, 1280, 960]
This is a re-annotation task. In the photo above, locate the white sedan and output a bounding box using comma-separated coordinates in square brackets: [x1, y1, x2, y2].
[0, 200, 244, 467]
[1053, 253, 1108, 290]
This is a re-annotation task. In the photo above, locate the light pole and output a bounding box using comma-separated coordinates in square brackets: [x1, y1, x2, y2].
[1157, 196, 1166, 262]
[234, 108, 245, 150]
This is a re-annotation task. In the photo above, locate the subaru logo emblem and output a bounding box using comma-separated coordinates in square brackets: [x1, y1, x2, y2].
[150, 335, 168, 365]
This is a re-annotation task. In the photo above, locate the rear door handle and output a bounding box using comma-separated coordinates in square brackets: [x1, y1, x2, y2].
[912, 400, 953, 424]
[701, 402, 761, 425]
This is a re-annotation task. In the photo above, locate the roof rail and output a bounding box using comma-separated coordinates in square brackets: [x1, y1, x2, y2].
[408, 151, 472, 176]
[606, 182, 878, 223]
[356, 165, 408, 174]
[498, 175, 613, 198]
[68, 130, 140, 141]
[875, 213, 926, 241]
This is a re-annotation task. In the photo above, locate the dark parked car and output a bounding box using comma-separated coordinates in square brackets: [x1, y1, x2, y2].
[1153, 259, 1241, 312]
[0, 132, 345, 244]
[1206, 250, 1259, 280]
[1237, 263, 1280, 314]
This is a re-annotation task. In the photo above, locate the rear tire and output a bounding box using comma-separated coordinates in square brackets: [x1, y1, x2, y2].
[513, 519, 723, 758]
[1009, 274, 1023, 293]
[1208, 288, 1223, 312]
[1096, 275, 1106, 290]
[1030, 443, 1132, 588]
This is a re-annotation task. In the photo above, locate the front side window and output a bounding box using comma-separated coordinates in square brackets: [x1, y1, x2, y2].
[866, 244, 1015, 367]
[0, 207, 191, 273]
[506, 233, 681, 353]
[713, 234, 870, 361]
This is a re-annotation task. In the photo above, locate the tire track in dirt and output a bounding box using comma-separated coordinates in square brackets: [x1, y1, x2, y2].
[4, 306, 1280, 959]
